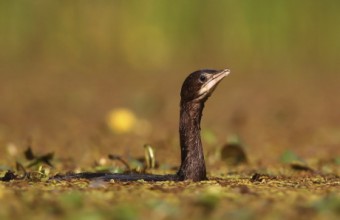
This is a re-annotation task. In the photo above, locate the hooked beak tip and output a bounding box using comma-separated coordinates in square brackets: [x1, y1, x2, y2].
[221, 69, 231, 76]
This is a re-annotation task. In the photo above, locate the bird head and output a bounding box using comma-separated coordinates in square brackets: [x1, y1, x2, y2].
[180, 69, 230, 102]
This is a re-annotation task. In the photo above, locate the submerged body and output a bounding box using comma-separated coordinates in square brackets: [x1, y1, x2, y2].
[52, 69, 230, 182]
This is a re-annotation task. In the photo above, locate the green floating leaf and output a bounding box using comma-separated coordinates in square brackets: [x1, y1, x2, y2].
[335, 157, 340, 165]
[280, 150, 301, 164]
[71, 211, 104, 220]
[60, 191, 84, 209]
[226, 134, 242, 145]
[311, 195, 340, 214]
[196, 193, 221, 211]
[0, 165, 12, 171]
[112, 204, 137, 220]
[128, 159, 144, 172]
[147, 199, 179, 218]
[202, 129, 217, 145]
[225, 208, 253, 220]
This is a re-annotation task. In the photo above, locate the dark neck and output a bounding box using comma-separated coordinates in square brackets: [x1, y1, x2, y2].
[177, 100, 207, 181]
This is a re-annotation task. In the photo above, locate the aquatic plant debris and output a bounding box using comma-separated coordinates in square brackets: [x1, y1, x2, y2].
[0, 145, 339, 219]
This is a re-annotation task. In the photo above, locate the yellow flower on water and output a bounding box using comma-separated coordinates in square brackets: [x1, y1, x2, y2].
[107, 108, 137, 134]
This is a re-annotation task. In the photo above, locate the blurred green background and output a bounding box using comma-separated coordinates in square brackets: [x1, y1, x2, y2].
[0, 1, 339, 165]
[1, 1, 340, 75]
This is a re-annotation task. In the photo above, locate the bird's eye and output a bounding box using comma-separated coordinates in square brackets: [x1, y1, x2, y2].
[199, 75, 207, 82]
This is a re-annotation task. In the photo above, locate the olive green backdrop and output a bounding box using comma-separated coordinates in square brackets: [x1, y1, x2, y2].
[0, 1, 339, 163]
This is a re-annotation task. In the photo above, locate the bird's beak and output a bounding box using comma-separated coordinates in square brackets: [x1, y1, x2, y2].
[213, 69, 230, 82]
[204, 69, 230, 91]
[198, 69, 230, 100]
